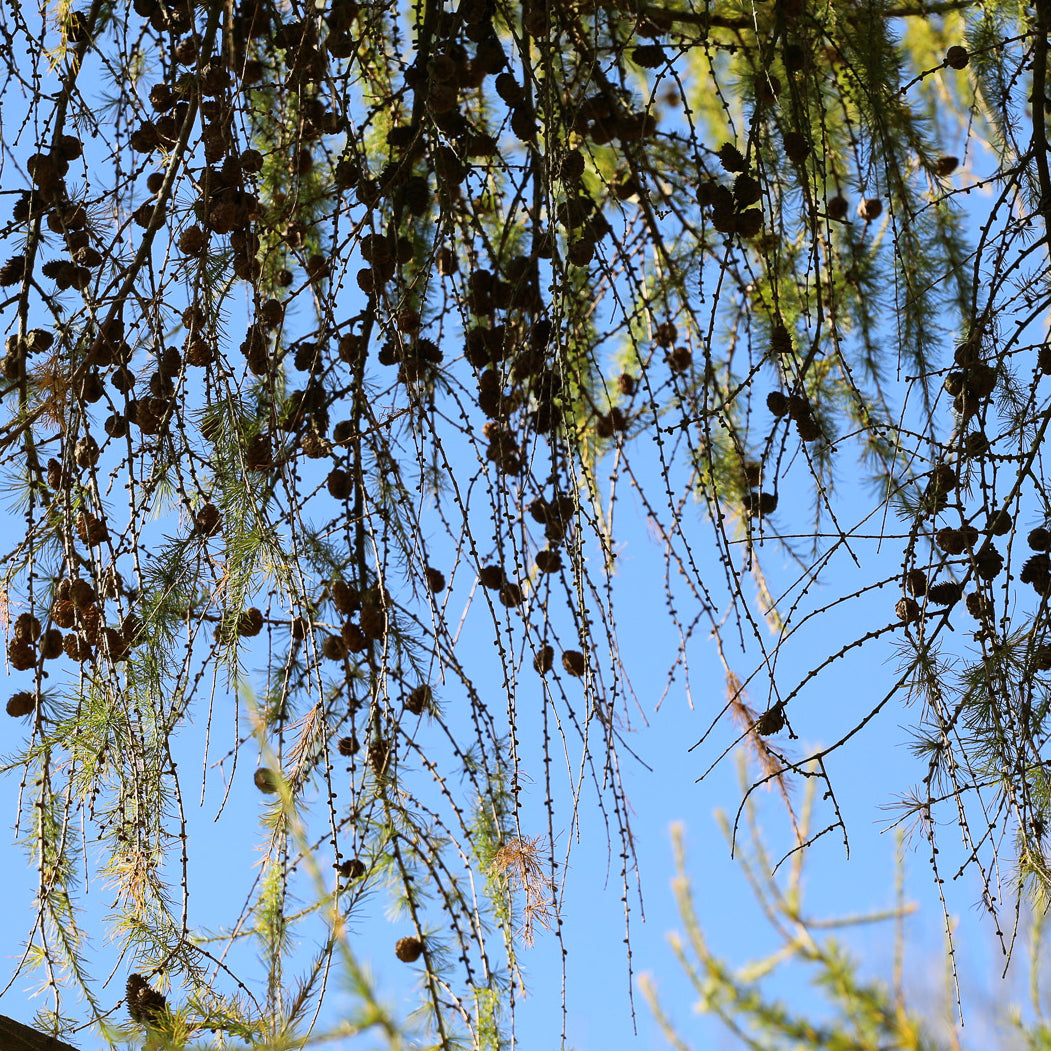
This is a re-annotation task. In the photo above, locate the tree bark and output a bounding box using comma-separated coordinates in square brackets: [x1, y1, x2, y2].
[0, 1014, 79, 1051]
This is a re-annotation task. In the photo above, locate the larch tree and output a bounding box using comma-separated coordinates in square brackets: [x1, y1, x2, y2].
[0, 0, 1045, 1044]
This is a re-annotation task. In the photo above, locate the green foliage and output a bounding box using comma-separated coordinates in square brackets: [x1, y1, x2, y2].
[643, 788, 1023, 1051]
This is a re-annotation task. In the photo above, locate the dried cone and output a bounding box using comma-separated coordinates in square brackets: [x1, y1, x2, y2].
[782, 131, 810, 165]
[479, 565, 505, 590]
[559, 149, 585, 181]
[767, 391, 789, 416]
[654, 321, 677, 347]
[896, 597, 921, 623]
[337, 735, 359, 757]
[857, 198, 883, 221]
[769, 323, 793, 356]
[70, 579, 95, 609]
[1029, 527, 1051, 551]
[666, 346, 692, 372]
[946, 45, 969, 69]
[499, 582, 525, 607]
[63, 633, 91, 662]
[405, 685, 432, 714]
[0, 255, 27, 286]
[238, 608, 264, 636]
[368, 738, 391, 774]
[827, 195, 848, 220]
[322, 634, 348, 660]
[906, 568, 927, 596]
[337, 858, 366, 879]
[562, 649, 587, 676]
[80, 605, 101, 646]
[1022, 554, 1051, 595]
[717, 142, 747, 173]
[103, 627, 129, 662]
[974, 544, 1003, 581]
[341, 621, 368, 652]
[965, 412, 992, 449]
[733, 174, 762, 207]
[40, 629, 63, 660]
[536, 549, 562, 573]
[46, 458, 64, 489]
[195, 503, 221, 536]
[534, 644, 554, 674]
[186, 340, 214, 367]
[395, 936, 424, 962]
[359, 604, 386, 639]
[74, 435, 99, 468]
[126, 974, 167, 1025]
[178, 225, 206, 254]
[14, 612, 40, 641]
[936, 527, 966, 555]
[632, 43, 666, 68]
[796, 416, 821, 442]
[754, 705, 785, 736]
[927, 581, 962, 605]
[76, 512, 108, 546]
[929, 464, 958, 496]
[6, 692, 35, 717]
[8, 637, 35, 670]
[737, 208, 764, 239]
[331, 580, 360, 615]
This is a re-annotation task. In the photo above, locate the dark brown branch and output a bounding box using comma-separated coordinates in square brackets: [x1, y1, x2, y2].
[1035, 0, 1051, 230]
[0, 1015, 79, 1051]
[634, 0, 976, 30]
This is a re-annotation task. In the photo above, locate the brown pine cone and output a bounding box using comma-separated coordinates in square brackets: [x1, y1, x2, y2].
[126, 974, 167, 1024]
[395, 936, 424, 962]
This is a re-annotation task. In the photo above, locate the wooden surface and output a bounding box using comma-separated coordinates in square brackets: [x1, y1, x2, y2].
[0, 1014, 80, 1051]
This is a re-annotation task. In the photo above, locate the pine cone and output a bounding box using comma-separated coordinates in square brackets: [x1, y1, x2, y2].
[561, 650, 587, 676]
[126, 973, 167, 1024]
[405, 685, 432, 714]
[754, 705, 785, 735]
[717, 143, 747, 172]
[337, 857, 366, 879]
[195, 503, 221, 536]
[237, 607, 264, 637]
[395, 936, 424, 962]
[1022, 554, 1051, 595]
[6, 692, 35, 717]
[0, 255, 27, 286]
[534, 645, 554, 674]
[906, 568, 927, 596]
[479, 565, 505, 590]
[927, 581, 962, 606]
[7, 637, 35, 671]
